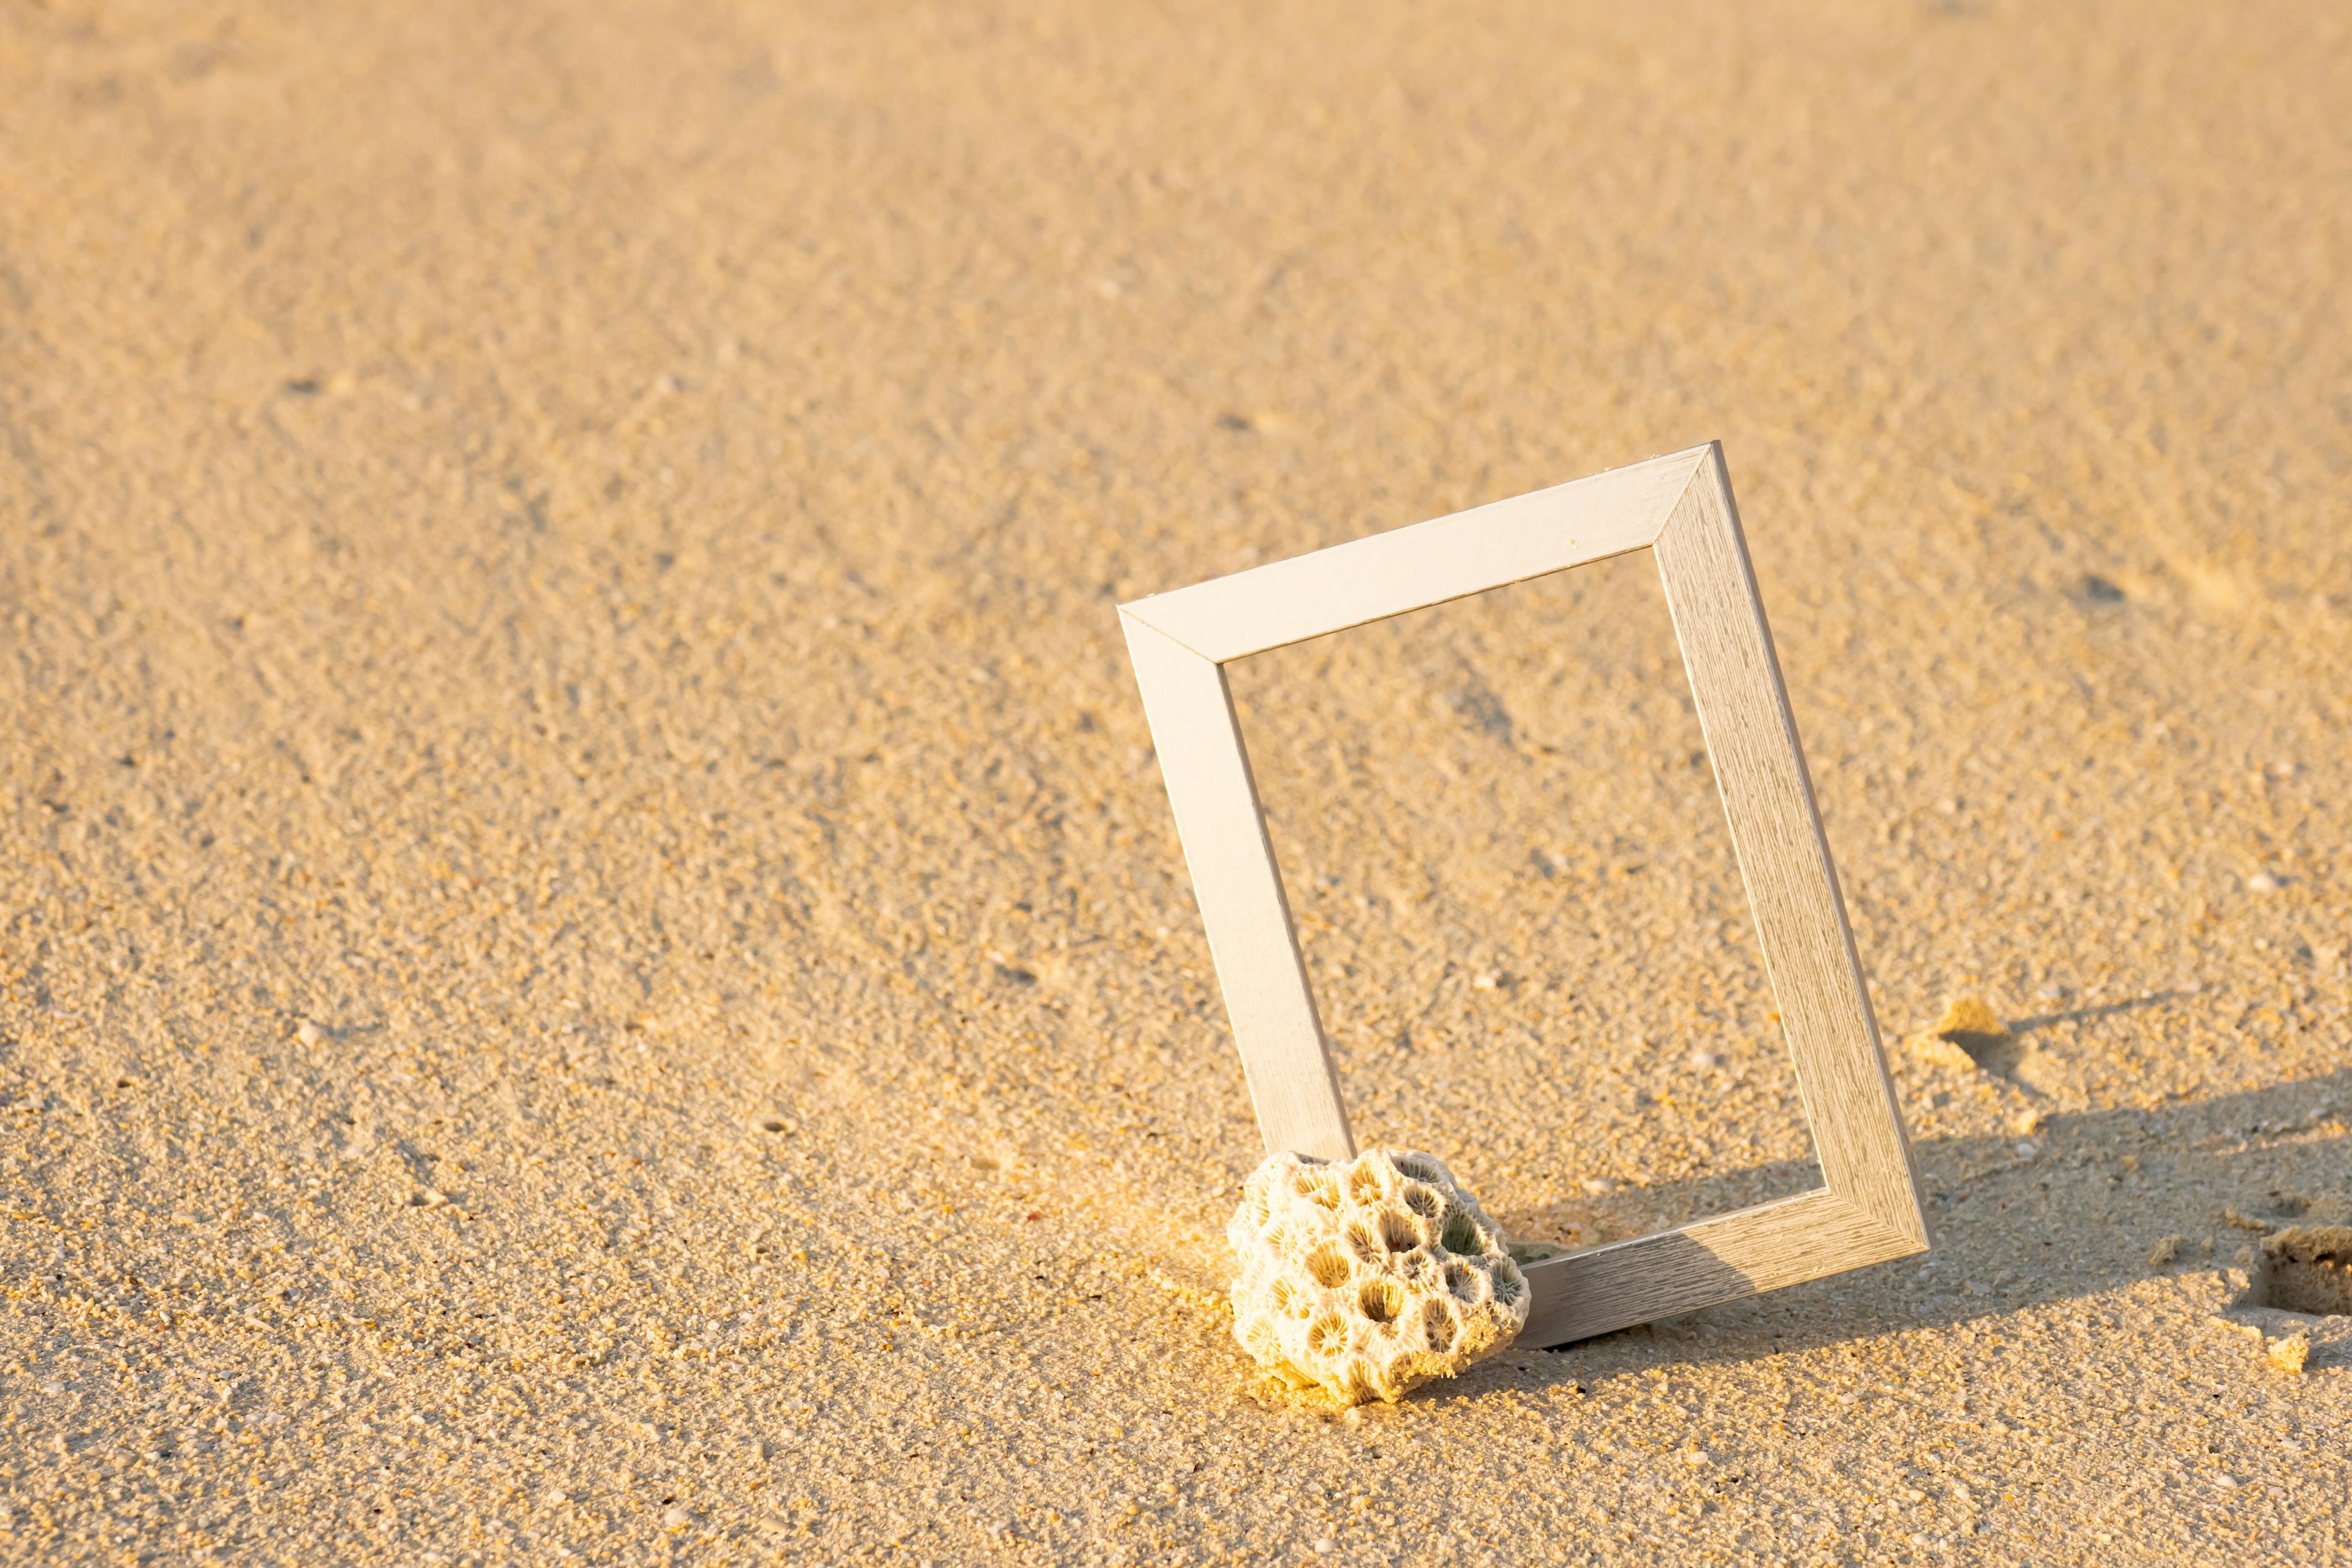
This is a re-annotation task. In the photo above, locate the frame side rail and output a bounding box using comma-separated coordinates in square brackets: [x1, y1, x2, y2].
[1120, 611, 1355, 1161]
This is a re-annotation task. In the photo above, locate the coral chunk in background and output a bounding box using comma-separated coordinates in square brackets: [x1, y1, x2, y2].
[2262, 1227, 2352, 1317]
[1227, 1148, 1528, 1406]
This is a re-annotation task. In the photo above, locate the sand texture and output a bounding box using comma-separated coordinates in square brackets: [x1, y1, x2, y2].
[4, 0, 2350, 1562]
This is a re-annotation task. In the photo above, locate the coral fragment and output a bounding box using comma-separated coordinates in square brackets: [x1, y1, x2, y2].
[1227, 1148, 1528, 1406]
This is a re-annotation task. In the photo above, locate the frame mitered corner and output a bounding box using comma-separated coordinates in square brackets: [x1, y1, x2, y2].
[1121, 446, 1711, 663]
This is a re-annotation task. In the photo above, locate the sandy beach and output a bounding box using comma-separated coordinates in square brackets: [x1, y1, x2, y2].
[2, 0, 2348, 1561]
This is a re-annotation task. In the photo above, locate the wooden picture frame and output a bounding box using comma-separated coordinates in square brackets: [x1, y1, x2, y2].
[1118, 443, 1929, 1348]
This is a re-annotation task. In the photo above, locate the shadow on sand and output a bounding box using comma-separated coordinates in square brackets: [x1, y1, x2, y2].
[1506, 1068, 2350, 1367]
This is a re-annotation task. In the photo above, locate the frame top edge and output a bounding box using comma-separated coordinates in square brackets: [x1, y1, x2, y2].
[1117, 444, 1713, 619]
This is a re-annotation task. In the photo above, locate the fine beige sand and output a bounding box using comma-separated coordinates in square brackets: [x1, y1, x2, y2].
[4, 1, 2350, 1562]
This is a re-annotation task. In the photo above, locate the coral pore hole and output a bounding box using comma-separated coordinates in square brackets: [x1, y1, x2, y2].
[1305, 1241, 1354, 1289]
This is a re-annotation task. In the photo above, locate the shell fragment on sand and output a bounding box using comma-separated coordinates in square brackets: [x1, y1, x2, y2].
[1228, 1148, 1528, 1407]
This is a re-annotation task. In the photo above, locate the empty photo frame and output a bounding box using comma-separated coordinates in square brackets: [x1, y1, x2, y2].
[1118, 443, 1929, 1347]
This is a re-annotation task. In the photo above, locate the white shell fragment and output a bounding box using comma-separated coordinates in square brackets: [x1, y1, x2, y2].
[1227, 1147, 1529, 1405]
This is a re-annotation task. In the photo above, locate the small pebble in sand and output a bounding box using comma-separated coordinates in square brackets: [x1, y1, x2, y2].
[2247, 872, 2282, 891]
[662, 1506, 692, 1531]
[1688, 1050, 1719, 1071]
[1912, 996, 2007, 1070]
[296, 1020, 324, 1046]
[1936, 997, 2003, 1035]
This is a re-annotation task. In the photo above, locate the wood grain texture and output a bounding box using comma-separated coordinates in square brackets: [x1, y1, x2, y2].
[1518, 1190, 1920, 1347]
[1123, 447, 1706, 662]
[1651, 444, 1929, 1246]
[1117, 611, 1355, 1162]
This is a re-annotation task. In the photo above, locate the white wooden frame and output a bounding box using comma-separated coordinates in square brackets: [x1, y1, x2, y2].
[1119, 443, 1928, 1347]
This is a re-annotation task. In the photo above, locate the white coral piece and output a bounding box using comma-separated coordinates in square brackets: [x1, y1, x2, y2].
[1227, 1147, 1529, 1406]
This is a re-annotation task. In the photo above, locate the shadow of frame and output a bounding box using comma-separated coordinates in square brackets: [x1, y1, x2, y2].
[1506, 1068, 2351, 1363]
